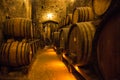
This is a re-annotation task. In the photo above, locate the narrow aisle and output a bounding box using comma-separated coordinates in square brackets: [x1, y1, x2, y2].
[28, 47, 76, 80]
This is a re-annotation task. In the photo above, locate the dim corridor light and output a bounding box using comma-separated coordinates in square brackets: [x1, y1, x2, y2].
[70, 0, 75, 3]
[47, 13, 53, 19]
[24, 0, 26, 2]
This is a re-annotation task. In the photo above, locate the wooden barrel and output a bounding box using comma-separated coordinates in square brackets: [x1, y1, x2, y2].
[0, 41, 32, 67]
[33, 26, 38, 39]
[53, 31, 60, 48]
[3, 20, 13, 36]
[30, 42, 38, 55]
[3, 18, 33, 38]
[59, 27, 70, 50]
[65, 14, 72, 25]
[7, 39, 14, 43]
[92, 4, 120, 80]
[72, 7, 94, 24]
[68, 22, 96, 66]
[22, 39, 28, 43]
[92, 0, 112, 16]
[0, 28, 4, 42]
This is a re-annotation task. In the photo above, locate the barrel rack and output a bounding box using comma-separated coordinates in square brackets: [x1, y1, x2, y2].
[62, 53, 99, 80]
[0, 39, 40, 76]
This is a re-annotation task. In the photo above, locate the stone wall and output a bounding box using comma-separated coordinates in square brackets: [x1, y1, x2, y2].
[0, 0, 93, 24]
[32, 0, 92, 24]
[67, 0, 92, 14]
[32, 0, 67, 23]
[0, 0, 31, 19]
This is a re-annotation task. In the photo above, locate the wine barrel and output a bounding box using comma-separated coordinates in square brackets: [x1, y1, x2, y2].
[72, 7, 94, 24]
[3, 19, 13, 36]
[3, 18, 33, 38]
[65, 14, 72, 25]
[30, 42, 37, 55]
[0, 41, 32, 67]
[68, 22, 96, 66]
[22, 39, 28, 43]
[53, 31, 60, 48]
[92, 0, 112, 16]
[0, 28, 4, 42]
[59, 27, 70, 50]
[7, 39, 14, 43]
[33, 26, 38, 39]
[92, 4, 120, 80]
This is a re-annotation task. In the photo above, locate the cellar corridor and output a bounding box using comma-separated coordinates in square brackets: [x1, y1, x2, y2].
[0, 0, 120, 80]
[0, 46, 77, 80]
[28, 46, 76, 80]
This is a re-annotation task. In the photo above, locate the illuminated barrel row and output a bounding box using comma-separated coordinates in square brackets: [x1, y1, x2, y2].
[92, 2, 120, 79]
[59, 7, 94, 28]
[28, 39, 40, 55]
[72, 7, 94, 24]
[0, 28, 4, 43]
[0, 41, 32, 67]
[68, 22, 96, 65]
[92, 0, 112, 17]
[59, 25, 71, 50]
[52, 24, 71, 50]
[59, 0, 116, 28]
[54, 22, 95, 65]
[55, 0, 120, 80]
[65, 14, 72, 25]
[56, 15, 120, 79]
[3, 18, 39, 39]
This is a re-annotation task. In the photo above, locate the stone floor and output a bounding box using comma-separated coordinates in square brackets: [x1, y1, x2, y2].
[28, 46, 76, 80]
[0, 46, 77, 80]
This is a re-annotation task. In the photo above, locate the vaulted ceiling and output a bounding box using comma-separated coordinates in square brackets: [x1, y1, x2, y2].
[0, 0, 91, 24]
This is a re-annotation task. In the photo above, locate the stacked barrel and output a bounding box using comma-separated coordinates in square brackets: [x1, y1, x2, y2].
[0, 26, 4, 45]
[92, 0, 120, 80]
[54, 0, 120, 80]
[0, 41, 32, 67]
[3, 18, 33, 39]
[57, 6, 95, 66]
[0, 18, 40, 68]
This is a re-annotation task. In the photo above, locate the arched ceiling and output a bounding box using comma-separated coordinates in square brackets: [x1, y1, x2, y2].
[32, 0, 68, 23]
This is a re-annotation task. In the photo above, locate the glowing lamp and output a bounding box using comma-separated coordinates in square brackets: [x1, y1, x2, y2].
[47, 13, 53, 19]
